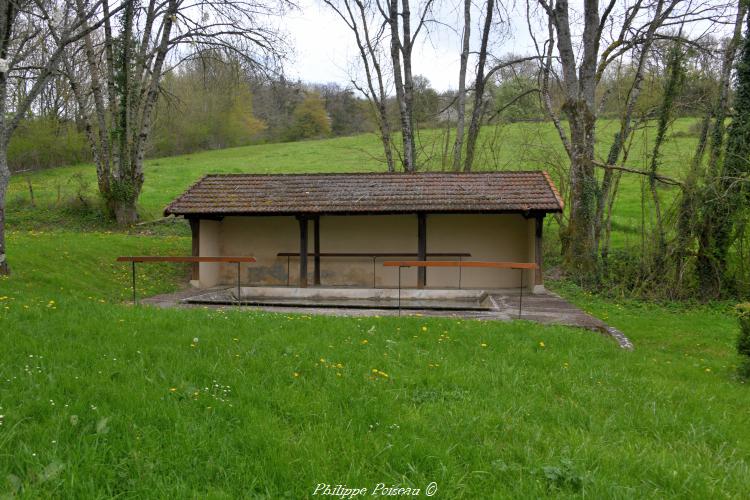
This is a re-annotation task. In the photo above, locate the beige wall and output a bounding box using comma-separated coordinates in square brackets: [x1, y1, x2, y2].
[198, 213, 538, 290]
[198, 220, 222, 287]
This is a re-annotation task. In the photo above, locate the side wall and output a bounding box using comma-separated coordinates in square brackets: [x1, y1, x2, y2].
[199, 213, 537, 289]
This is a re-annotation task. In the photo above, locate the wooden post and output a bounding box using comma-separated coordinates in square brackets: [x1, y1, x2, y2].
[189, 218, 200, 281]
[417, 213, 427, 288]
[298, 216, 308, 288]
[313, 216, 321, 286]
[534, 215, 543, 286]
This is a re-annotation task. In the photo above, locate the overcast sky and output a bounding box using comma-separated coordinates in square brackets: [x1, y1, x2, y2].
[281, 0, 539, 92]
[279, 0, 736, 92]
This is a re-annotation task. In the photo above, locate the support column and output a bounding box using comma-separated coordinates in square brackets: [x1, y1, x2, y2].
[535, 215, 544, 286]
[298, 216, 308, 288]
[189, 218, 200, 281]
[417, 213, 427, 288]
[313, 216, 321, 286]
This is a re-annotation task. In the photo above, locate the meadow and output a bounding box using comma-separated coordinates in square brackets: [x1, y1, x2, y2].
[1, 119, 749, 498]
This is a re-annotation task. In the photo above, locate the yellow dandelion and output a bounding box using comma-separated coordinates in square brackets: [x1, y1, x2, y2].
[481, 343, 488, 348]
[169, 387, 177, 392]
[421, 326, 428, 332]
[293, 372, 300, 378]
[539, 341, 545, 348]
[361, 339, 368, 344]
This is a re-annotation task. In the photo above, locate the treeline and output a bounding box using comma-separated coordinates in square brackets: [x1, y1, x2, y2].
[7, 53, 453, 171]
[9, 38, 727, 173]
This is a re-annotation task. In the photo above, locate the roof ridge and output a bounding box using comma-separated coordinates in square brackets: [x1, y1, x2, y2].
[200, 170, 546, 177]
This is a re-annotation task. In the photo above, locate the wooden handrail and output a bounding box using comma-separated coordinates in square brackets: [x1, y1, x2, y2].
[382, 260, 537, 269]
[116, 256, 256, 263]
[277, 252, 471, 258]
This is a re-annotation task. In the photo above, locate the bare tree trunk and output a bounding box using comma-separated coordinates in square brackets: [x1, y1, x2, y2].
[0, 142, 8, 275]
[452, 0, 470, 171]
[594, 0, 669, 252]
[386, 0, 419, 172]
[324, 0, 396, 170]
[463, 0, 494, 173]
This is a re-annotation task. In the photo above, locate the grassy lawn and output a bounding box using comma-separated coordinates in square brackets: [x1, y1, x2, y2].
[2, 121, 749, 497]
[0, 231, 748, 497]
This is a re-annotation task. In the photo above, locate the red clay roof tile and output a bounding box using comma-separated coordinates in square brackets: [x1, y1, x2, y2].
[164, 171, 564, 216]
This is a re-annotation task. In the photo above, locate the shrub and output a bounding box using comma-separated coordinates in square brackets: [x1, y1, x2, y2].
[737, 303, 750, 358]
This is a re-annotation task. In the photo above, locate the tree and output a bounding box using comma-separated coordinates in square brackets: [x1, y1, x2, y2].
[152, 54, 265, 155]
[322, 0, 396, 171]
[288, 92, 331, 140]
[696, 5, 750, 295]
[452, 0, 470, 171]
[66, 0, 288, 225]
[0, 0, 116, 275]
[533, 0, 709, 282]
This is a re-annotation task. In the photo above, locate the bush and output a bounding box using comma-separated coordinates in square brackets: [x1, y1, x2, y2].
[737, 303, 750, 358]
[8, 117, 90, 171]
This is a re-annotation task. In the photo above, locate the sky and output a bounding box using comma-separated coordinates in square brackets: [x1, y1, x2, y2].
[281, 0, 540, 92]
[279, 0, 736, 93]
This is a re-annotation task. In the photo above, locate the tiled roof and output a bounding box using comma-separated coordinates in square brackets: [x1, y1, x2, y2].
[164, 172, 564, 216]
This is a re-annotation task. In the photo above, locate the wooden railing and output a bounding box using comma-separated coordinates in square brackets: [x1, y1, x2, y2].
[116, 256, 256, 304]
[382, 260, 538, 317]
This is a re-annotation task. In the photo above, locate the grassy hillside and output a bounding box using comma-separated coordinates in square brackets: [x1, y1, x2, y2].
[6, 118, 699, 248]
[2, 119, 749, 497]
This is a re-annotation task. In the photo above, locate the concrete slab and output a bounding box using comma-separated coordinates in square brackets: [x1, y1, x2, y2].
[139, 286, 633, 349]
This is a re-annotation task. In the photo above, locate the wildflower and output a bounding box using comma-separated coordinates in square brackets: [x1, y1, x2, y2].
[193, 337, 199, 344]
[539, 341, 545, 348]
[169, 387, 177, 392]
[705, 368, 711, 372]
[293, 372, 300, 378]
[480, 343, 488, 348]
[361, 339, 368, 344]
[421, 326, 428, 332]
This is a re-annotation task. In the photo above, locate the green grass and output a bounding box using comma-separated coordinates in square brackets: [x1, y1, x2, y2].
[2, 121, 749, 497]
[0, 230, 748, 497]
[7, 118, 699, 248]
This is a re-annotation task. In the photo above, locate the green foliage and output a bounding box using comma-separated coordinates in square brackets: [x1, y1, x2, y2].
[7, 117, 90, 171]
[286, 92, 331, 141]
[541, 459, 584, 492]
[724, 17, 750, 204]
[737, 303, 750, 358]
[490, 74, 543, 121]
[152, 56, 266, 156]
